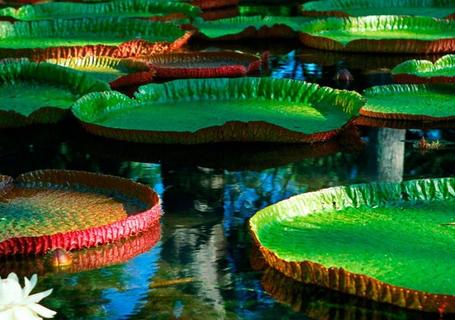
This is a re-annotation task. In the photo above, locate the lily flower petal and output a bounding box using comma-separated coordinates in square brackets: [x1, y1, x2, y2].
[0, 309, 14, 320]
[0, 279, 23, 305]
[13, 306, 41, 320]
[28, 303, 56, 319]
[6, 273, 18, 284]
[22, 275, 37, 297]
[27, 289, 53, 304]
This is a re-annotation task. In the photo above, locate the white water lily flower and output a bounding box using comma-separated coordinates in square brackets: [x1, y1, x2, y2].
[0, 273, 56, 320]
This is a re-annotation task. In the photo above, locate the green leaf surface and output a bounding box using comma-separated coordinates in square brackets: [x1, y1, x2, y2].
[0, 0, 201, 21]
[72, 77, 363, 138]
[250, 177, 455, 295]
[45, 56, 150, 83]
[194, 15, 312, 38]
[0, 18, 186, 49]
[362, 84, 455, 119]
[0, 60, 110, 117]
[301, 0, 455, 19]
[299, 15, 455, 46]
[392, 54, 455, 77]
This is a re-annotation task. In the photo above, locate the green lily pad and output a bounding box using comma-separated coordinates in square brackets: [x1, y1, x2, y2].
[0, 0, 201, 21]
[0, 17, 187, 50]
[194, 16, 312, 40]
[0, 59, 110, 127]
[72, 77, 364, 144]
[392, 54, 455, 83]
[45, 56, 152, 87]
[299, 15, 455, 53]
[361, 84, 455, 120]
[301, 0, 455, 19]
[250, 177, 455, 312]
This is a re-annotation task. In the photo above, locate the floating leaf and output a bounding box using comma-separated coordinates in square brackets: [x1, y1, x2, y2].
[361, 84, 455, 121]
[250, 177, 455, 312]
[0, 59, 110, 127]
[301, 0, 455, 19]
[299, 15, 455, 53]
[0, 0, 201, 21]
[0, 170, 161, 255]
[392, 54, 455, 83]
[45, 56, 154, 88]
[72, 77, 364, 144]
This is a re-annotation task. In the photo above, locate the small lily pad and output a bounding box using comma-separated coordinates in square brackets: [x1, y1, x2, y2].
[392, 54, 455, 84]
[0, 59, 110, 127]
[301, 0, 455, 19]
[145, 51, 263, 79]
[194, 15, 312, 40]
[361, 84, 455, 121]
[299, 15, 455, 53]
[45, 56, 154, 88]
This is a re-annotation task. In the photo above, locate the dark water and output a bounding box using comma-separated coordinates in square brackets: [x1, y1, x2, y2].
[1, 7, 454, 320]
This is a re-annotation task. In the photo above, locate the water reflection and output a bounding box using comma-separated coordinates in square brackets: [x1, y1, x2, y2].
[258, 267, 441, 320]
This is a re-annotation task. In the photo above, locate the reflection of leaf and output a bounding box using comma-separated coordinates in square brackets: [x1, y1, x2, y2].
[37, 265, 130, 320]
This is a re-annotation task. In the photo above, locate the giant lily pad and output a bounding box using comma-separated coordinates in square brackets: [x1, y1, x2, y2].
[0, 222, 161, 276]
[0, 59, 110, 128]
[0, 170, 161, 256]
[300, 0, 455, 19]
[0, 18, 192, 58]
[361, 84, 455, 121]
[45, 56, 154, 88]
[249, 177, 455, 313]
[392, 55, 455, 84]
[0, 0, 201, 21]
[299, 15, 455, 53]
[144, 51, 263, 79]
[194, 16, 312, 40]
[72, 77, 364, 144]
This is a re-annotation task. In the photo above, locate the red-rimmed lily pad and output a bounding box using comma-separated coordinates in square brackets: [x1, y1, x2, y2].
[0, 0, 201, 21]
[361, 84, 455, 121]
[0, 222, 161, 276]
[45, 56, 154, 89]
[194, 16, 313, 40]
[300, 0, 455, 19]
[392, 55, 455, 84]
[353, 116, 455, 129]
[0, 18, 192, 59]
[249, 177, 455, 313]
[0, 169, 161, 256]
[72, 77, 364, 144]
[0, 59, 110, 128]
[144, 51, 264, 79]
[299, 15, 455, 53]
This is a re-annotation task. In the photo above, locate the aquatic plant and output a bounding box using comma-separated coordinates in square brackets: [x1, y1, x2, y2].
[0, 273, 56, 319]
[250, 177, 455, 312]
